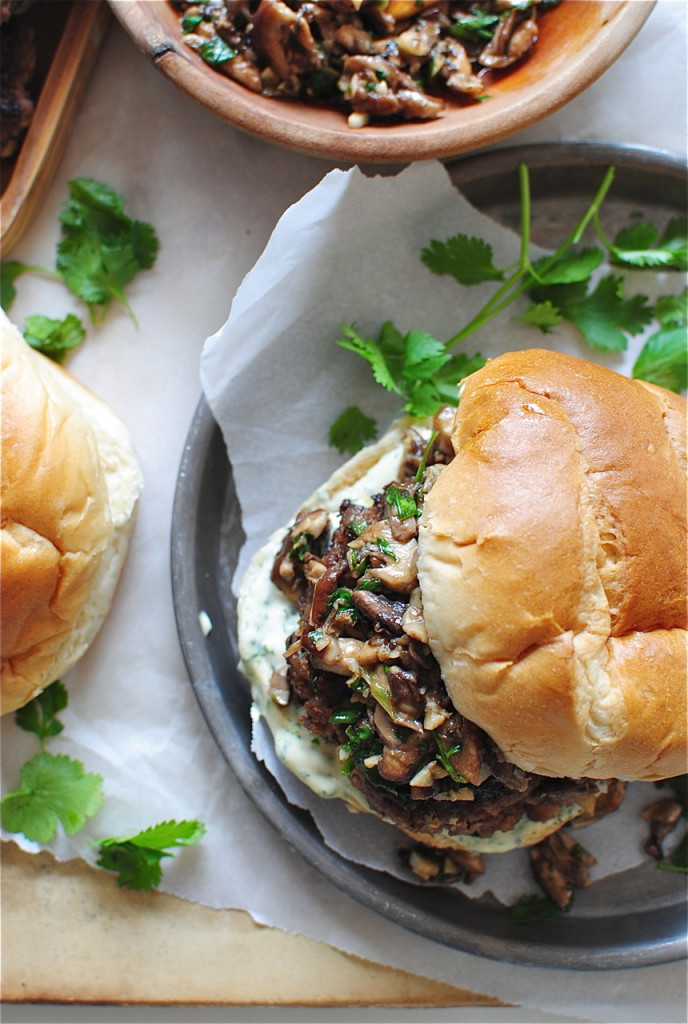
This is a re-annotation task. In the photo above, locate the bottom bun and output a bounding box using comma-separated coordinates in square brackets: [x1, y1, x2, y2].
[238, 417, 608, 854]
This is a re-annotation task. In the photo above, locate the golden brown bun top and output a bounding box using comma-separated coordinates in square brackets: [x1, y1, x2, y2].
[418, 349, 687, 782]
[1, 312, 142, 714]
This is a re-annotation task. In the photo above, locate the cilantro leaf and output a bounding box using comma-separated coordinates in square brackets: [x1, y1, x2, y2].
[1, 752, 104, 843]
[532, 275, 653, 352]
[401, 330, 450, 385]
[96, 819, 206, 890]
[337, 323, 402, 395]
[531, 247, 604, 286]
[655, 289, 687, 329]
[421, 234, 504, 285]
[14, 680, 68, 745]
[633, 326, 688, 392]
[56, 177, 159, 323]
[329, 405, 378, 454]
[23, 313, 86, 364]
[610, 217, 687, 270]
[1, 261, 29, 311]
[432, 351, 486, 403]
[516, 299, 563, 333]
[510, 893, 568, 923]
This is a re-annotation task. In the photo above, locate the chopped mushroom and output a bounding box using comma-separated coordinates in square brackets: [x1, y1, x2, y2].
[529, 830, 597, 909]
[642, 798, 683, 860]
[172, 0, 556, 127]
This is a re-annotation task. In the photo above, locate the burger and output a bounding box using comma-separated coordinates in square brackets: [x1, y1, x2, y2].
[238, 349, 687, 860]
[1, 311, 143, 715]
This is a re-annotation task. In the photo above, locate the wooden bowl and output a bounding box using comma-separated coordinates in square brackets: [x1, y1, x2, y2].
[0, 1, 111, 254]
[109, 0, 655, 164]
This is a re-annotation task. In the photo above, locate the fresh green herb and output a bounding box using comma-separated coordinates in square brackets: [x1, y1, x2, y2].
[434, 733, 466, 785]
[510, 893, 568, 923]
[1, 178, 158, 332]
[340, 720, 378, 776]
[329, 404, 378, 454]
[290, 531, 314, 562]
[450, 10, 500, 43]
[198, 37, 237, 67]
[57, 178, 159, 325]
[1, 752, 104, 844]
[337, 321, 484, 423]
[23, 313, 87, 364]
[356, 578, 382, 592]
[376, 536, 397, 560]
[3, 681, 206, 889]
[1, 681, 104, 843]
[602, 216, 687, 271]
[181, 13, 205, 32]
[331, 164, 687, 452]
[96, 819, 206, 891]
[14, 680, 68, 743]
[329, 705, 363, 724]
[632, 288, 688, 391]
[421, 232, 504, 284]
[414, 430, 439, 484]
[386, 484, 420, 520]
[328, 587, 354, 611]
[527, 274, 653, 352]
[1, 260, 59, 311]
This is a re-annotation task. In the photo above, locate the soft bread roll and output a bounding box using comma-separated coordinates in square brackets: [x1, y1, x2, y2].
[418, 349, 687, 782]
[1, 311, 143, 714]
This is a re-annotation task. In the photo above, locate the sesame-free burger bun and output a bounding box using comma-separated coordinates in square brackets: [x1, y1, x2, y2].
[418, 349, 687, 783]
[1, 311, 143, 714]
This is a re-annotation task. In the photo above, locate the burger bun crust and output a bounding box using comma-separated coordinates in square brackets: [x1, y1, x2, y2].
[1, 312, 143, 714]
[418, 349, 687, 782]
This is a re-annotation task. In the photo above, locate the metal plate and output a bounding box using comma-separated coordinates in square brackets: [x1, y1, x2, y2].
[171, 143, 688, 970]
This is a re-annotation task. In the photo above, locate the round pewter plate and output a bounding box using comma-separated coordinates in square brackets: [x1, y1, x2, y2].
[171, 143, 688, 970]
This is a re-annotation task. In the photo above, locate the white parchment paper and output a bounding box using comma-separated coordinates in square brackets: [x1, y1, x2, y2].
[2, 3, 687, 1020]
[200, 157, 684, 906]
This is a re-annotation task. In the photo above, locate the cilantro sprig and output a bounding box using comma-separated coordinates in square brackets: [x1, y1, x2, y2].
[56, 178, 159, 325]
[330, 165, 687, 453]
[2, 682, 206, 890]
[1, 682, 104, 843]
[1, 176, 159, 338]
[96, 819, 206, 891]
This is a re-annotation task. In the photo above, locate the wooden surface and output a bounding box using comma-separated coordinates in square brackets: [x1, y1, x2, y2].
[1, 842, 501, 1007]
[0, 1, 111, 253]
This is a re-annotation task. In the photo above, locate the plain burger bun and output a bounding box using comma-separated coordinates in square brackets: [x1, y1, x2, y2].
[418, 349, 687, 783]
[1, 311, 143, 714]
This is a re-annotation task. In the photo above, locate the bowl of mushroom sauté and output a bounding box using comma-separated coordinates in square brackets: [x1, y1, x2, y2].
[109, 0, 655, 164]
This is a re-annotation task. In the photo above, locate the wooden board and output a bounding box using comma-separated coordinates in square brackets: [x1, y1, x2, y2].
[1, 842, 501, 1007]
[0, 1, 111, 254]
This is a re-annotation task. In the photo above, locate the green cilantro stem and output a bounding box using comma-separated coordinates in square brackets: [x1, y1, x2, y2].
[447, 165, 617, 348]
